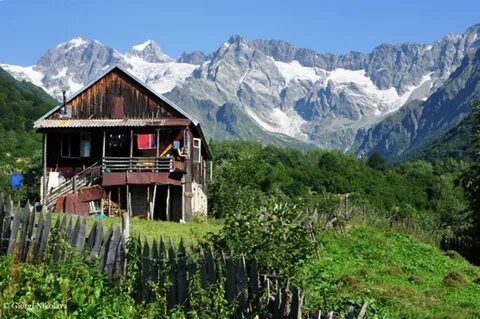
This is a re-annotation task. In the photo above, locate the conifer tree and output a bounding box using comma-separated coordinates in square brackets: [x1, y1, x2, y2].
[462, 101, 480, 236]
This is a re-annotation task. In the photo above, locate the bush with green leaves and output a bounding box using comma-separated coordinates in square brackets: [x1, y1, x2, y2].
[204, 197, 319, 278]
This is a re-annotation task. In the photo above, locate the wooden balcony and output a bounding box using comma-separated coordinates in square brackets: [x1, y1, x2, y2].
[102, 157, 174, 172]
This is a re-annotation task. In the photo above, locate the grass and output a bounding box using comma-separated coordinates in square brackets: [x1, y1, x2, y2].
[49, 213, 223, 246]
[300, 224, 480, 318]
[46, 212, 480, 318]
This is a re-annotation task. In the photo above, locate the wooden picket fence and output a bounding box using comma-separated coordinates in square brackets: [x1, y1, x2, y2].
[0, 195, 367, 318]
[441, 236, 480, 266]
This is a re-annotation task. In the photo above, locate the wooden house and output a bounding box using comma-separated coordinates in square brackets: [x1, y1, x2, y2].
[34, 65, 212, 221]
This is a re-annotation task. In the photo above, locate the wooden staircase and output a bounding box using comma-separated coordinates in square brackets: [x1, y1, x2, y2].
[45, 162, 101, 210]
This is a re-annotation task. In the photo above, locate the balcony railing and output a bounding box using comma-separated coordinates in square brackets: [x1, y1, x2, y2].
[102, 157, 174, 172]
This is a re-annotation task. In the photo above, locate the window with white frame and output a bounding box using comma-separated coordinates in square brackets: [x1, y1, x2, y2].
[193, 138, 201, 163]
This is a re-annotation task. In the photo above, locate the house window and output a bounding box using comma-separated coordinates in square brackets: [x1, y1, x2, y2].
[183, 129, 190, 157]
[80, 133, 91, 157]
[206, 160, 213, 182]
[193, 138, 201, 163]
[61, 132, 91, 158]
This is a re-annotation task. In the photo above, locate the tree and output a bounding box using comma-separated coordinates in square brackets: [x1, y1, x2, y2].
[461, 101, 480, 236]
[367, 152, 386, 170]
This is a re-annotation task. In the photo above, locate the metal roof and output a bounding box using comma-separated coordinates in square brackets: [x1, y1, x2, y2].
[35, 118, 192, 129]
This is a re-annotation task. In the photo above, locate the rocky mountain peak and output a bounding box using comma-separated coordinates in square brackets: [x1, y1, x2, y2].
[177, 50, 208, 64]
[127, 40, 172, 63]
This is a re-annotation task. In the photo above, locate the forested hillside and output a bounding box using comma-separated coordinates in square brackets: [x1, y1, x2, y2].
[411, 113, 474, 164]
[0, 67, 56, 165]
[209, 140, 470, 236]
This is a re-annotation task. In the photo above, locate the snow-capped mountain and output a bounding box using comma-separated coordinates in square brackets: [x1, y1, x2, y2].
[2, 24, 480, 150]
[126, 40, 173, 63]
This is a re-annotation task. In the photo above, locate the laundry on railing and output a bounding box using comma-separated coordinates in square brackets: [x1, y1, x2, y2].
[136, 134, 156, 150]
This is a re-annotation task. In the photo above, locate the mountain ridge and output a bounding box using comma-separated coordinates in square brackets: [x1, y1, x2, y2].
[1, 24, 479, 151]
[356, 47, 480, 161]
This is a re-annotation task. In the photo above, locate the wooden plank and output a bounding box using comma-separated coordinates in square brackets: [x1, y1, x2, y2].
[65, 215, 73, 244]
[249, 258, 260, 312]
[346, 306, 355, 319]
[0, 194, 5, 239]
[166, 185, 170, 221]
[357, 301, 368, 319]
[42, 133, 47, 205]
[17, 203, 31, 261]
[71, 215, 81, 247]
[87, 221, 98, 251]
[167, 238, 177, 309]
[141, 239, 151, 300]
[272, 283, 282, 319]
[225, 254, 235, 302]
[98, 225, 113, 272]
[151, 239, 159, 286]
[186, 254, 196, 292]
[58, 214, 69, 261]
[199, 248, 208, 288]
[23, 205, 36, 262]
[177, 238, 187, 306]
[115, 230, 126, 279]
[105, 227, 121, 279]
[38, 211, 52, 261]
[206, 247, 217, 285]
[92, 221, 104, 260]
[279, 281, 291, 318]
[0, 194, 5, 254]
[236, 255, 248, 316]
[7, 208, 21, 256]
[50, 214, 62, 262]
[75, 217, 87, 252]
[28, 209, 44, 262]
[158, 236, 166, 291]
[60, 213, 67, 234]
[289, 286, 303, 319]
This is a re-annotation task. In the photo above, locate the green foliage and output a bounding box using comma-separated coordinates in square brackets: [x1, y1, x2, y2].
[209, 140, 469, 235]
[460, 101, 480, 236]
[186, 274, 235, 319]
[205, 199, 319, 277]
[0, 67, 55, 203]
[0, 233, 236, 318]
[0, 252, 137, 318]
[300, 226, 480, 318]
[0, 67, 56, 165]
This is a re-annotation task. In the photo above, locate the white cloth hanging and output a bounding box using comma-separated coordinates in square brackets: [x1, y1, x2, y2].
[47, 172, 60, 191]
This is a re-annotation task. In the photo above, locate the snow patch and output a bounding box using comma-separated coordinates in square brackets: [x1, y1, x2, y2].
[132, 40, 153, 51]
[58, 37, 88, 49]
[124, 55, 197, 93]
[275, 60, 322, 84]
[245, 106, 307, 140]
[326, 68, 403, 107]
[0, 64, 44, 88]
[67, 78, 84, 95]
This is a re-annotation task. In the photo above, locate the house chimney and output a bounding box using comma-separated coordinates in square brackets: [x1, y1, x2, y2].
[62, 90, 66, 107]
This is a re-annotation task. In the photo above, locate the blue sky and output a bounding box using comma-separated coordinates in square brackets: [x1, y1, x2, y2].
[0, 0, 479, 65]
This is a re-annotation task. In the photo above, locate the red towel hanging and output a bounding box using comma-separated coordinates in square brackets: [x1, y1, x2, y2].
[137, 134, 156, 150]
